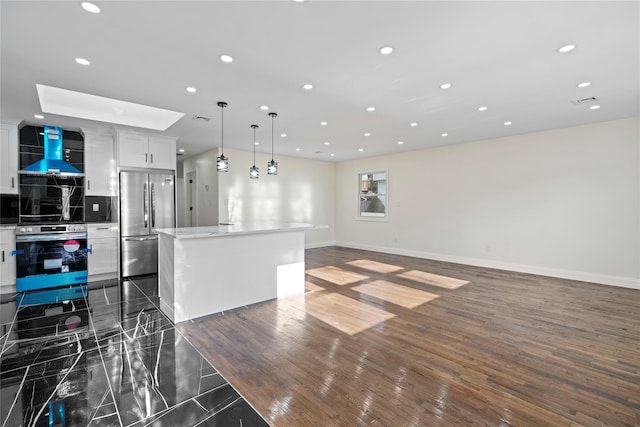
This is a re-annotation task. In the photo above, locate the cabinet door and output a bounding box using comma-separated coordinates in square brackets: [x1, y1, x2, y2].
[85, 133, 116, 196]
[0, 124, 18, 194]
[148, 136, 176, 170]
[88, 238, 117, 275]
[118, 132, 149, 168]
[0, 229, 16, 287]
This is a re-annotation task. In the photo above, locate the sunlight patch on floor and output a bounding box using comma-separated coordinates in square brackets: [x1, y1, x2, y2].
[396, 270, 470, 289]
[306, 266, 369, 286]
[304, 281, 326, 292]
[346, 259, 404, 274]
[353, 280, 439, 309]
[302, 293, 395, 335]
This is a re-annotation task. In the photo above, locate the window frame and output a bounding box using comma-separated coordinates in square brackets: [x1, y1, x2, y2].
[356, 170, 388, 221]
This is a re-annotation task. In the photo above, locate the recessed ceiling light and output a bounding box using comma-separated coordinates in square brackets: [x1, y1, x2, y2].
[324, 141, 330, 145]
[410, 122, 418, 127]
[397, 141, 404, 145]
[364, 132, 371, 137]
[379, 46, 393, 55]
[254, 141, 260, 145]
[36, 84, 184, 131]
[260, 105, 269, 110]
[34, 114, 44, 119]
[220, 55, 233, 63]
[320, 121, 327, 126]
[293, 0, 305, 2]
[330, 153, 335, 157]
[81, 2, 100, 13]
[441, 133, 448, 137]
[186, 87, 197, 93]
[589, 105, 601, 110]
[478, 106, 488, 111]
[303, 84, 313, 90]
[440, 83, 452, 89]
[75, 58, 90, 66]
[280, 133, 287, 137]
[367, 107, 375, 112]
[557, 44, 576, 53]
[295, 148, 301, 151]
[358, 148, 364, 152]
[577, 82, 591, 88]
[504, 121, 512, 126]
[178, 149, 185, 153]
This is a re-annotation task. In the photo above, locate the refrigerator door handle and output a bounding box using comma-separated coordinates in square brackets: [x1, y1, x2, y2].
[151, 183, 156, 228]
[143, 182, 149, 228]
[124, 236, 158, 242]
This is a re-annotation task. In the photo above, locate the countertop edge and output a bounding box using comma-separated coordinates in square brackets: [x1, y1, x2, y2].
[155, 223, 327, 240]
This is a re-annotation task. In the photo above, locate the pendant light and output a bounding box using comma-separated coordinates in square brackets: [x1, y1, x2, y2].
[249, 124, 259, 179]
[267, 112, 278, 175]
[216, 101, 228, 172]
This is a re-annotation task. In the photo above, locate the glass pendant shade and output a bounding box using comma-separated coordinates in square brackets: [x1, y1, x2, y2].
[217, 101, 228, 172]
[268, 112, 278, 175]
[217, 154, 228, 172]
[267, 159, 278, 175]
[249, 165, 259, 179]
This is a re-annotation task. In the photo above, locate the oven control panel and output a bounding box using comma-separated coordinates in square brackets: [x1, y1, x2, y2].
[16, 223, 87, 235]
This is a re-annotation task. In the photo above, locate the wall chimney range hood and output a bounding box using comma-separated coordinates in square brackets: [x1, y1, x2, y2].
[21, 126, 83, 176]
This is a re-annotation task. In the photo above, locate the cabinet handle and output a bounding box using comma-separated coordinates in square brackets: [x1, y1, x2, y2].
[90, 244, 93, 253]
[96, 227, 109, 230]
[146, 153, 148, 163]
[2, 250, 4, 263]
[151, 153, 154, 163]
[88, 180, 91, 190]
[11, 177, 15, 188]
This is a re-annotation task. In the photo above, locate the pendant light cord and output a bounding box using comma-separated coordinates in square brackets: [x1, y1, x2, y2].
[221, 104, 224, 154]
[268, 112, 277, 161]
[253, 126, 256, 164]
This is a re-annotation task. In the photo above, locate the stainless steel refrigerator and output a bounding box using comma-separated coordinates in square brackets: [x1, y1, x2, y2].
[120, 171, 175, 277]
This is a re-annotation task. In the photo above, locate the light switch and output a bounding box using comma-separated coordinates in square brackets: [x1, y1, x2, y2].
[92, 203, 100, 212]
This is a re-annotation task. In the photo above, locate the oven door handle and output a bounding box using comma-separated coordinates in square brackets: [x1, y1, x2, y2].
[82, 248, 92, 254]
[11, 249, 24, 256]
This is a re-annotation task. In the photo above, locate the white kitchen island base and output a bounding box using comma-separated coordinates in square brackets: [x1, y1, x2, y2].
[156, 224, 312, 323]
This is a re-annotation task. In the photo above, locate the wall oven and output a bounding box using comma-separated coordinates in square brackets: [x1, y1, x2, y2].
[14, 224, 89, 292]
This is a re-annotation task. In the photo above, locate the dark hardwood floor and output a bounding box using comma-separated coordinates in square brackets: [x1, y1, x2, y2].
[178, 247, 640, 426]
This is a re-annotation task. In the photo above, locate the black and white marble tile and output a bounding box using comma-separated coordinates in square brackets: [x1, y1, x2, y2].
[1, 278, 269, 427]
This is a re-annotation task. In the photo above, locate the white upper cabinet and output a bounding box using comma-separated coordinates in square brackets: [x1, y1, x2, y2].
[0, 123, 19, 194]
[85, 132, 116, 196]
[118, 131, 176, 170]
[148, 135, 177, 170]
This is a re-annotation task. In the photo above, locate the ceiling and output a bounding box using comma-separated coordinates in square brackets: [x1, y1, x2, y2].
[1, 1, 638, 162]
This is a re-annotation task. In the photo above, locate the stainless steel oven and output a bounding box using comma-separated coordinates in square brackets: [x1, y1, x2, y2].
[14, 223, 89, 292]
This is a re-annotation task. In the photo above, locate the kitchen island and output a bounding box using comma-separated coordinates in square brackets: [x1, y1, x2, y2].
[155, 223, 318, 323]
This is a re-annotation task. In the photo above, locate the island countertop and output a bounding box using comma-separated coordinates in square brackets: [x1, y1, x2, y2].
[154, 222, 323, 239]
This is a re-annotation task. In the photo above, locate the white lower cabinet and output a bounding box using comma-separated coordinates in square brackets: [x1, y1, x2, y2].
[87, 223, 118, 279]
[0, 228, 16, 288]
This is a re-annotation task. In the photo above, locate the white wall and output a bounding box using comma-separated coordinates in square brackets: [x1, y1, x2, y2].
[181, 150, 219, 226]
[218, 148, 335, 248]
[335, 117, 640, 289]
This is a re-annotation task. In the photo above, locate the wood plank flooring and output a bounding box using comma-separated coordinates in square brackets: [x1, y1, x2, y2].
[177, 247, 640, 426]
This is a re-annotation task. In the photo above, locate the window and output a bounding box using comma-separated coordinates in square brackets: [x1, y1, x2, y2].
[358, 171, 387, 219]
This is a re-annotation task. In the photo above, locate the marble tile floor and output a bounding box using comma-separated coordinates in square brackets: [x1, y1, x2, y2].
[0, 278, 269, 427]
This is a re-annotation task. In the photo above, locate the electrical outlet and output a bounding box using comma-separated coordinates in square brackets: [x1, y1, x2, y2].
[92, 203, 100, 212]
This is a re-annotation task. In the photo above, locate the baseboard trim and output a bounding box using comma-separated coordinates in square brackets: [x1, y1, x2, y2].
[306, 240, 336, 249]
[334, 241, 640, 290]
